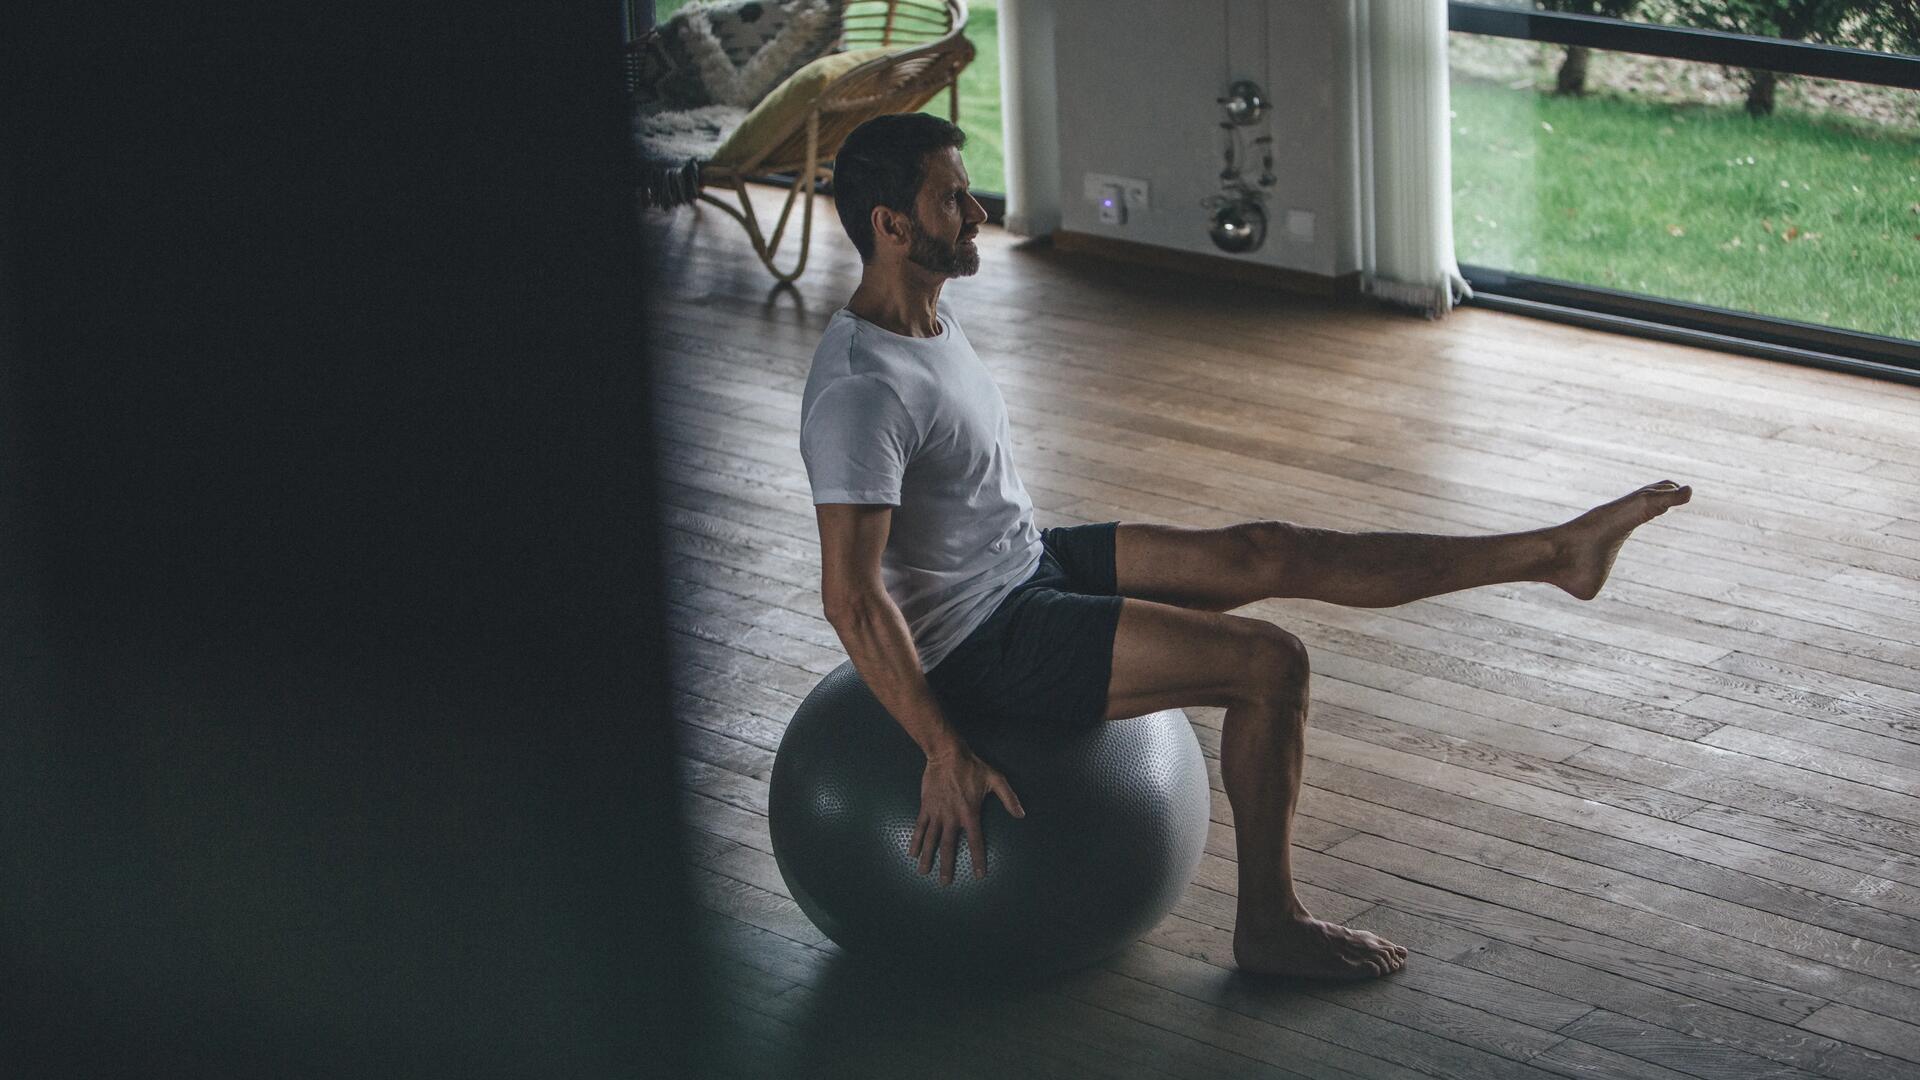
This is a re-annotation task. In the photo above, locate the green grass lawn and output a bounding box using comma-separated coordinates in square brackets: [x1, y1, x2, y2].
[1452, 74, 1920, 340]
[930, 0, 1003, 195]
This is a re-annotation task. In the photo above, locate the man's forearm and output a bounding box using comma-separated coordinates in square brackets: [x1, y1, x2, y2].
[826, 590, 968, 761]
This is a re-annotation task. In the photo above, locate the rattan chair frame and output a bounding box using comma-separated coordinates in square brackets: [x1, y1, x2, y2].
[692, 0, 973, 283]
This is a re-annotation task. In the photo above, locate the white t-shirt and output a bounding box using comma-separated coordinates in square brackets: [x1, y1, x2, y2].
[799, 297, 1044, 671]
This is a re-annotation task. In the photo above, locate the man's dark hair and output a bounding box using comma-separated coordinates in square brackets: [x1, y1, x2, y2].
[832, 113, 967, 263]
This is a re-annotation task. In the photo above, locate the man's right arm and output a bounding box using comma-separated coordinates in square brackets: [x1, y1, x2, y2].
[815, 502, 1024, 885]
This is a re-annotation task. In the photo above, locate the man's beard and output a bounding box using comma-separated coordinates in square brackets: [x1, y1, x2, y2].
[906, 215, 979, 277]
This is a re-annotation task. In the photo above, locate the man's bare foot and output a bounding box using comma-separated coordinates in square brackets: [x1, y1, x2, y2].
[1234, 916, 1409, 981]
[1548, 480, 1693, 601]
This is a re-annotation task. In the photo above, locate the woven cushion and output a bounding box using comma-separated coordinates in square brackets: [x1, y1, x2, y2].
[708, 46, 897, 168]
[637, 0, 846, 112]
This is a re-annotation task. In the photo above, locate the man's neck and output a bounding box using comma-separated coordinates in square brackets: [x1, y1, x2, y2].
[847, 270, 945, 338]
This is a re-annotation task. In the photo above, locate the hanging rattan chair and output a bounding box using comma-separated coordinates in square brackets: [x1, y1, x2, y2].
[638, 0, 973, 284]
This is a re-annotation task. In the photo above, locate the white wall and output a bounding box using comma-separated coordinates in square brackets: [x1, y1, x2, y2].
[1049, 0, 1360, 278]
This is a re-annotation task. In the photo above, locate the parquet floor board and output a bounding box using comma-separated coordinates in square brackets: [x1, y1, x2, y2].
[647, 197, 1920, 1077]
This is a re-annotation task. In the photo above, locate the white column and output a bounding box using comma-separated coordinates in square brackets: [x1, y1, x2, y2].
[998, 0, 1062, 237]
[1357, 0, 1471, 316]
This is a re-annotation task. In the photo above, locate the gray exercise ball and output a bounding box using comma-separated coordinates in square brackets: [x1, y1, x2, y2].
[768, 661, 1209, 980]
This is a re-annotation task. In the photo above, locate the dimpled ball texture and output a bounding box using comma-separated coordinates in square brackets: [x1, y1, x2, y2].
[768, 661, 1210, 981]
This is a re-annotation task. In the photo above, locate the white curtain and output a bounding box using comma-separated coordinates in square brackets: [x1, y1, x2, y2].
[997, 0, 1061, 238]
[1354, 0, 1472, 317]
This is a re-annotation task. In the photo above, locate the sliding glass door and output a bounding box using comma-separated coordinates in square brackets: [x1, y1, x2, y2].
[1448, 1, 1920, 381]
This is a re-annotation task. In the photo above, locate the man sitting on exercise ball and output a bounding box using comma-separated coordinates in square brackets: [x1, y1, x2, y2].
[800, 113, 1691, 980]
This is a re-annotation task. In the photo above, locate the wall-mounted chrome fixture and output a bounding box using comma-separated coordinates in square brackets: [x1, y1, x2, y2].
[1203, 192, 1267, 253]
[1218, 80, 1270, 127]
[1203, 80, 1275, 254]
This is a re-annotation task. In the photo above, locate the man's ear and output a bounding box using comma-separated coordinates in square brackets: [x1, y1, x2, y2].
[869, 203, 910, 253]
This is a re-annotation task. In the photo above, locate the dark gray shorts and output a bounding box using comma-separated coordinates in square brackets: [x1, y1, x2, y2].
[924, 522, 1125, 738]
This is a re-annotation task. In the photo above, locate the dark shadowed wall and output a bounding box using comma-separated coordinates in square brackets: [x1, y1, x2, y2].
[2, 3, 706, 1075]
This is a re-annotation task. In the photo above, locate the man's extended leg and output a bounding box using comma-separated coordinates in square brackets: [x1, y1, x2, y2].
[1092, 480, 1692, 978]
[1114, 481, 1692, 613]
[1102, 600, 1406, 979]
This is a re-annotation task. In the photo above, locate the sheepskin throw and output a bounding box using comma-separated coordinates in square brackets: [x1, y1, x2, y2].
[633, 104, 751, 209]
[634, 0, 845, 113]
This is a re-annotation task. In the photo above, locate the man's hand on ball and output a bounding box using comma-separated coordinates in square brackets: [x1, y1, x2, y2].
[910, 748, 1026, 885]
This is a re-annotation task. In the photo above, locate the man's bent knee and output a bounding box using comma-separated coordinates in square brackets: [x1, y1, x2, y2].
[1235, 621, 1310, 711]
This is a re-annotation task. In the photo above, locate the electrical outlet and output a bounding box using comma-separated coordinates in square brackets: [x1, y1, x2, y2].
[1083, 173, 1150, 212]
[1098, 184, 1126, 225]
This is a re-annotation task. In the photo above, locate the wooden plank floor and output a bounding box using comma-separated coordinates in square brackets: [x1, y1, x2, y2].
[645, 189, 1920, 1080]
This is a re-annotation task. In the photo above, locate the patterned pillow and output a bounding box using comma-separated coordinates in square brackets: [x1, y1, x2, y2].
[633, 0, 845, 113]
